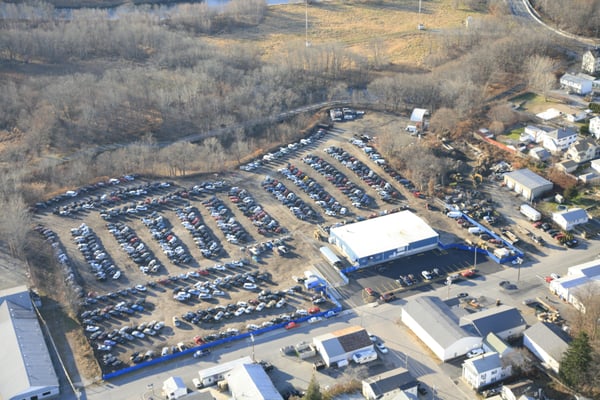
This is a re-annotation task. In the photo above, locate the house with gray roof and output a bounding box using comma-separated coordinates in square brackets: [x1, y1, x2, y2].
[313, 325, 374, 367]
[565, 137, 600, 163]
[0, 286, 59, 400]
[552, 208, 589, 231]
[523, 322, 571, 373]
[542, 127, 578, 153]
[462, 352, 512, 390]
[459, 305, 526, 340]
[503, 169, 553, 201]
[401, 296, 482, 361]
[362, 367, 419, 400]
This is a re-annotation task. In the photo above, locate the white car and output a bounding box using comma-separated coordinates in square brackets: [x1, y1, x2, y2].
[161, 347, 170, 356]
[234, 308, 245, 317]
[421, 270, 433, 280]
[308, 316, 323, 324]
[193, 378, 202, 389]
[256, 302, 266, 312]
[131, 330, 145, 339]
[376, 342, 389, 354]
[467, 348, 484, 358]
[243, 283, 258, 290]
[85, 325, 100, 332]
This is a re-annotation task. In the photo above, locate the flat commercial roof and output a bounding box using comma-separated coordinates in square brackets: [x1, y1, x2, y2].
[330, 211, 438, 259]
[226, 363, 283, 400]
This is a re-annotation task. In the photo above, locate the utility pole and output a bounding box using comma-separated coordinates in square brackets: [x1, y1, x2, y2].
[305, 0, 310, 47]
[250, 333, 255, 362]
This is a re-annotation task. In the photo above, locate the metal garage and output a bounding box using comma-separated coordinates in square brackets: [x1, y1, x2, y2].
[503, 169, 553, 201]
[401, 296, 482, 361]
[328, 211, 439, 270]
[312, 325, 374, 367]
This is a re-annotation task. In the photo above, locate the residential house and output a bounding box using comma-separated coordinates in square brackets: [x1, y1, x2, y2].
[565, 138, 600, 163]
[578, 172, 600, 185]
[462, 352, 512, 390]
[556, 160, 578, 173]
[582, 48, 600, 75]
[559, 73, 593, 95]
[522, 125, 550, 143]
[523, 322, 571, 374]
[502, 380, 537, 400]
[590, 116, 600, 140]
[552, 208, 589, 231]
[362, 367, 419, 400]
[542, 127, 578, 153]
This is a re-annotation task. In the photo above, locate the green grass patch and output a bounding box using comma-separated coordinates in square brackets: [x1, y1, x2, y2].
[509, 92, 546, 111]
[505, 127, 524, 141]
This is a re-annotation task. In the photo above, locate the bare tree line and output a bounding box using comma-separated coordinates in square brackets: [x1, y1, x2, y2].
[531, 0, 600, 37]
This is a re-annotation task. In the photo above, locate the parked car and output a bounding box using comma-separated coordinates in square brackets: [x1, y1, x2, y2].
[375, 342, 389, 354]
[193, 349, 210, 358]
[467, 348, 484, 358]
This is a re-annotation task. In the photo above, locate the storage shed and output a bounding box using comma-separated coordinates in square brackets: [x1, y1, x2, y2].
[313, 326, 374, 367]
[328, 211, 438, 269]
[503, 169, 553, 201]
[401, 296, 482, 361]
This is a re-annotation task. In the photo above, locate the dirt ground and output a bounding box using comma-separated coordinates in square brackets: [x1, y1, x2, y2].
[27, 110, 490, 382]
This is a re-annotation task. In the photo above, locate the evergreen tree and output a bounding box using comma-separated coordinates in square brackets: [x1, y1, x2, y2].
[559, 331, 592, 389]
[304, 374, 322, 400]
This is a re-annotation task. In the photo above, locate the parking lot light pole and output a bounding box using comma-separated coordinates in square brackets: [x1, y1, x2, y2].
[250, 333, 255, 362]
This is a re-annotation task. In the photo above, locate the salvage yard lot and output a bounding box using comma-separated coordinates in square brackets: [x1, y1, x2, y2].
[31, 111, 573, 377]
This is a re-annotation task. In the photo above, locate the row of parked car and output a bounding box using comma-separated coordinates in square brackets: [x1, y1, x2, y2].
[261, 176, 320, 221]
[174, 205, 223, 258]
[302, 153, 375, 208]
[278, 164, 347, 217]
[106, 221, 162, 275]
[71, 223, 122, 281]
[35, 225, 85, 298]
[325, 146, 401, 202]
[228, 186, 285, 235]
[141, 212, 193, 265]
[201, 196, 250, 245]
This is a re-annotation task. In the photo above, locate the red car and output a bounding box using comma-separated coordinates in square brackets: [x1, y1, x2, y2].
[364, 288, 374, 296]
[308, 307, 321, 314]
[193, 335, 205, 345]
[285, 322, 298, 330]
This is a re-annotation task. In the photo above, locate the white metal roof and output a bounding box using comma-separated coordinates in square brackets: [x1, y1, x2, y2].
[504, 169, 553, 190]
[410, 108, 428, 122]
[198, 356, 252, 379]
[330, 211, 438, 259]
[0, 286, 59, 400]
[226, 363, 283, 400]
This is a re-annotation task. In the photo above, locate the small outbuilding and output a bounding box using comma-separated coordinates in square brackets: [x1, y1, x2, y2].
[162, 376, 187, 400]
[503, 169, 553, 201]
[523, 322, 571, 374]
[552, 208, 589, 231]
[401, 296, 482, 361]
[313, 325, 373, 367]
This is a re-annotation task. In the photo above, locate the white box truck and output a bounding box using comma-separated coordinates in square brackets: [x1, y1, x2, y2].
[520, 204, 541, 222]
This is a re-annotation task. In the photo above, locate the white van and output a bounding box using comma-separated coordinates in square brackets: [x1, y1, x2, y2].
[405, 125, 417, 134]
[468, 227, 482, 235]
[446, 211, 462, 218]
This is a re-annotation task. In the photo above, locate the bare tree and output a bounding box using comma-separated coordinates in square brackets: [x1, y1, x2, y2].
[526, 55, 556, 100]
[0, 195, 31, 259]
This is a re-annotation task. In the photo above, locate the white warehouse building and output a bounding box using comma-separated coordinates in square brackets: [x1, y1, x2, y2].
[549, 260, 600, 312]
[328, 211, 439, 269]
[313, 326, 374, 367]
[402, 296, 482, 361]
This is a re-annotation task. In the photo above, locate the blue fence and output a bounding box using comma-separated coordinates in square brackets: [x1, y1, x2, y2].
[102, 292, 342, 380]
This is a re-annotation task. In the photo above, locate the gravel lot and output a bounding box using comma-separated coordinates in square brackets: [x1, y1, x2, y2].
[29, 111, 589, 378]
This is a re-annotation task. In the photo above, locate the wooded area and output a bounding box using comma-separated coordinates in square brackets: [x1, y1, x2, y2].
[531, 0, 600, 37]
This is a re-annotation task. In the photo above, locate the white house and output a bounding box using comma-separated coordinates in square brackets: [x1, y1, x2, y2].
[462, 352, 512, 390]
[522, 125, 550, 143]
[529, 147, 551, 162]
[565, 137, 600, 163]
[313, 326, 374, 367]
[592, 158, 600, 173]
[542, 127, 578, 153]
[589, 116, 600, 140]
[523, 322, 571, 374]
[560, 73, 593, 95]
[582, 48, 600, 75]
[552, 208, 589, 231]
[401, 296, 482, 361]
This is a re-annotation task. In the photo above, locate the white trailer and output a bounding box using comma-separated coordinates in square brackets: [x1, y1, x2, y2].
[520, 204, 541, 222]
